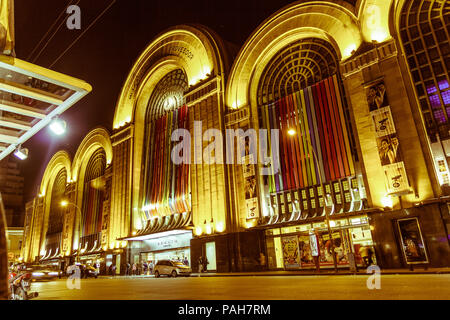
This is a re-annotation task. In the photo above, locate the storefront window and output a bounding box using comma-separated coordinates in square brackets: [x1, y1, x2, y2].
[137, 231, 193, 266]
[205, 242, 216, 271]
[312, 222, 326, 229]
[349, 225, 376, 266]
[281, 225, 308, 234]
[330, 219, 349, 227]
[266, 236, 284, 268]
[266, 228, 280, 236]
[265, 215, 376, 269]
[142, 248, 191, 265]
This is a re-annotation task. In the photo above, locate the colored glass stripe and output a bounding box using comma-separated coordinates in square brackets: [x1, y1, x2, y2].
[260, 75, 354, 192]
[143, 105, 190, 218]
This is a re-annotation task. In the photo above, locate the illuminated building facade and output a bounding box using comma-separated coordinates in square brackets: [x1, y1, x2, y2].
[22, 0, 450, 273]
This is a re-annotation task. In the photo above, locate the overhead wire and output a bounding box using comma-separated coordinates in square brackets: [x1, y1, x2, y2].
[31, 0, 82, 64]
[26, 0, 77, 61]
[48, 0, 117, 69]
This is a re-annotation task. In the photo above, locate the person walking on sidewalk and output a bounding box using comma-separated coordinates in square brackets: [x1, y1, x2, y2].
[143, 261, 148, 275]
[126, 262, 131, 276]
[359, 246, 373, 267]
[132, 263, 137, 276]
[202, 256, 209, 273]
[309, 228, 321, 273]
[198, 256, 204, 273]
[259, 252, 266, 271]
[149, 261, 154, 275]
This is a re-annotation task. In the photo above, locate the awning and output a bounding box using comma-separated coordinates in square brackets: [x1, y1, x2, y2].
[120, 229, 192, 241]
[117, 213, 193, 243]
[0, 55, 92, 160]
[251, 208, 382, 230]
[119, 212, 193, 241]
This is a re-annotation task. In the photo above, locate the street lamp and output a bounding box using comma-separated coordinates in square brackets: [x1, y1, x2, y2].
[61, 200, 82, 263]
[13, 145, 29, 160]
[287, 128, 338, 273]
[49, 117, 67, 136]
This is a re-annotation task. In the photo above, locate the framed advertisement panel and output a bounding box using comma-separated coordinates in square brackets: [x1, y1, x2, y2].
[366, 80, 411, 196]
[281, 236, 301, 268]
[397, 217, 429, 265]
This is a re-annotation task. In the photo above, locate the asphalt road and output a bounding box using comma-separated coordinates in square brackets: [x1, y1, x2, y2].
[29, 274, 450, 300]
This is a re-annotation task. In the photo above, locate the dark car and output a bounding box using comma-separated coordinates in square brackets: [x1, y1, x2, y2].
[25, 264, 61, 281]
[66, 264, 98, 278]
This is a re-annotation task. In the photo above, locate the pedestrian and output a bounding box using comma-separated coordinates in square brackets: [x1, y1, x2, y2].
[126, 262, 131, 276]
[183, 257, 189, 266]
[202, 256, 209, 273]
[81, 264, 86, 279]
[198, 256, 203, 273]
[259, 252, 266, 271]
[111, 264, 116, 277]
[359, 246, 373, 267]
[132, 263, 137, 276]
[108, 264, 113, 276]
[149, 261, 154, 275]
[143, 261, 148, 275]
[309, 228, 321, 273]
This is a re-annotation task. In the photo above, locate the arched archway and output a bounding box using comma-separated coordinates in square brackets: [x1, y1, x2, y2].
[395, 0, 450, 186]
[38, 151, 71, 257]
[112, 25, 229, 233]
[226, 1, 363, 110]
[71, 127, 112, 252]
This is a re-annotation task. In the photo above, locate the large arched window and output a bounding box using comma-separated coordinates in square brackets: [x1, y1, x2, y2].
[258, 38, 359, 219]
[258, 38, 339, 105]
[81, 148, 106, 238]
[399, 0, 450, 142]
[47, 168, 67, 234]
[258, 38, 356, 189]
[45, 168, 67, 254]
[141, 69, 190, 220]
[399, 0, 450, 186]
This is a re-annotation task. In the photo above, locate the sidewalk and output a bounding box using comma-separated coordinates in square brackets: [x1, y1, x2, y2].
[100, 267, 450, 278]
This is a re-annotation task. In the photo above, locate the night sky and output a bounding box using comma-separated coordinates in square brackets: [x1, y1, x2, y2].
[15, 0, 298, 201]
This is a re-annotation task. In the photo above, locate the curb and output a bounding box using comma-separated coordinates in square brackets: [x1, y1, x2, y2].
[96, 270, 450, 278]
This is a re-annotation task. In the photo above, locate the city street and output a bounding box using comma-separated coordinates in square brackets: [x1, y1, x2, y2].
[31, 274, 450, 300]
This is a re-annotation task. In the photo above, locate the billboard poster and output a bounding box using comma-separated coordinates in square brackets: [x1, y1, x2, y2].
[371, 106, 396, 137]
[397, 217, 429, 264]
[281, 236, 301, 268]
[367, 80, 410, 195]
[383, 162, 410, 194]
[299, 235, 315, 267]
[242, 152, 259, 219]
[242, 154, 255, 178]
[245, 198, 259, 219]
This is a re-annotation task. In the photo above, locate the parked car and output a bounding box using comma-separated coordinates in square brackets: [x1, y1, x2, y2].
[81, 264, 99, 278]
[154, 260, 191, 277]
[25, 265, 61, 281]
[66, 264, 98, 278]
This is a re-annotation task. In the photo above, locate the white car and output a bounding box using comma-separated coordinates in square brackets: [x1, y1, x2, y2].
[154, 260, 191, 277]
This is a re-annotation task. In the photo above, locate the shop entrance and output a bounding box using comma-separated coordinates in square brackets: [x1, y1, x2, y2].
[265, 216, 376, 270]
[205, 242, 217, 271]
[140, 247, 191, 266]
[129, 230, 193, 272]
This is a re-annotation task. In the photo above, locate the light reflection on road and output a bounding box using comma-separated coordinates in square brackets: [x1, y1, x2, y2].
[31, 274, 450, 300]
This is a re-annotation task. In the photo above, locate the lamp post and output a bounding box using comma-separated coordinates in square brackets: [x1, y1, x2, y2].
[287, 129, 338, 273]
[61, 200, 82, 264]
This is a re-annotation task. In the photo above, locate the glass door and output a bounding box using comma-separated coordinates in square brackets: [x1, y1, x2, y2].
[205, 242, 217, 271]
